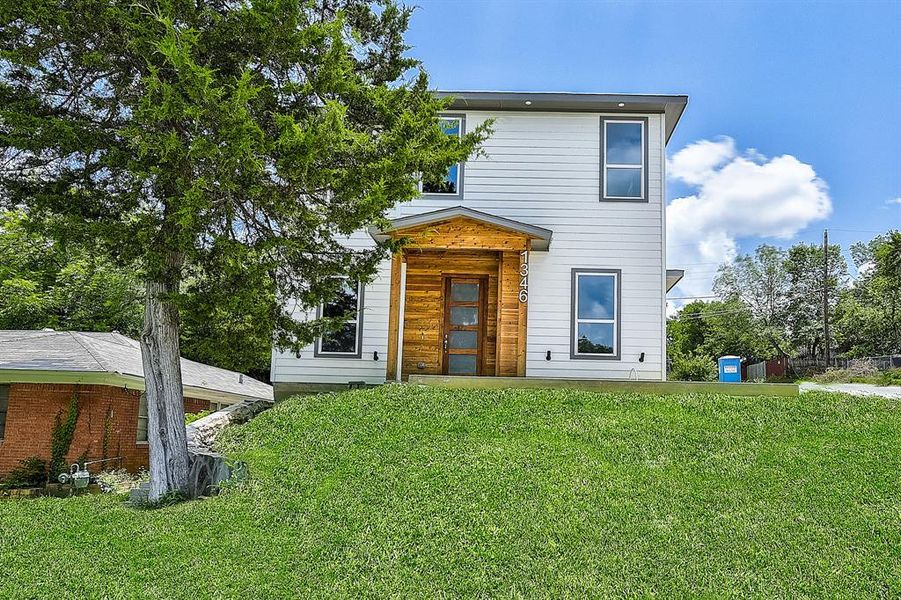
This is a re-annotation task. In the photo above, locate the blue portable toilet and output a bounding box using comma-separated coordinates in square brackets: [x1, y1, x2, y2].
[718, 356, 742, 382]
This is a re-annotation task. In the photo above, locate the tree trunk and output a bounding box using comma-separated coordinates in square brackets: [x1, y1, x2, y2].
[140, 276, 190, 502]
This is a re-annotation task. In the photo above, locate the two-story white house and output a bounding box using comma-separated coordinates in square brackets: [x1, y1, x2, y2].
[271, 91, 688, 396]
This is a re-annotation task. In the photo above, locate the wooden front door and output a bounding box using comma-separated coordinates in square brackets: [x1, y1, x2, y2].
[442, 277, 486, 375]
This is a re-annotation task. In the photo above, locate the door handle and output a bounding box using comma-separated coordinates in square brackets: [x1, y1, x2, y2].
[444, 334, 448, 352]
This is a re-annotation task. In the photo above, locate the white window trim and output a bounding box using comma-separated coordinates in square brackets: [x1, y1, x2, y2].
[315, 279, 364, 358]
[602, 118, 646, 201]
[571, 270, 621, 360]
[420, 115, 465, 197]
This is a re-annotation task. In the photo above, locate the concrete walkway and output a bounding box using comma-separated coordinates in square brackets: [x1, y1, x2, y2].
[800, 382, 901, 399]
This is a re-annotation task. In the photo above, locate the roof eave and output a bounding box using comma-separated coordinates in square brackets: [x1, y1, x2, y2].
[436, 91, 689, 145]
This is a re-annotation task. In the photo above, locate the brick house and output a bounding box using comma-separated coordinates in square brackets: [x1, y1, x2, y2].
[0, 331, 272, 476]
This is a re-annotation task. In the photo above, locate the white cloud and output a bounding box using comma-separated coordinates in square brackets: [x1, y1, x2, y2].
[886, 197, 901, 206]
[667, 138, 831, 308]
[667, 137, 736, 185]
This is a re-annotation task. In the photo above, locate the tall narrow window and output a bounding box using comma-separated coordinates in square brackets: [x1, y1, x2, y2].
[137, 393, 149, 442]
[316, 280, 364, 358]
[571, 269, 620, 359]
[0, 385, 9, 439]
[422, 116, 464, 196]
[601, 117, 646, 201]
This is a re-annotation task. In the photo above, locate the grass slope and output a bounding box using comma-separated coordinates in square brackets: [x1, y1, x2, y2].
[1, 387, 899, 598]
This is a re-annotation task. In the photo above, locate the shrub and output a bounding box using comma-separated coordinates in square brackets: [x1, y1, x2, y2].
[670, 353, 718, 381]
[878, 368, 901, 386]
[185, 410, 211, 425]
[814, 360, 879, 384]
[2, 456, 48, 488]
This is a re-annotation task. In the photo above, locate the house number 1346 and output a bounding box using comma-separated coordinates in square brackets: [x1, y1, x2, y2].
[519, 250, 529, 303]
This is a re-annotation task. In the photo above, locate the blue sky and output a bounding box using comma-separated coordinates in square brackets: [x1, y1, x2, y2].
[405, 0, 901, 298]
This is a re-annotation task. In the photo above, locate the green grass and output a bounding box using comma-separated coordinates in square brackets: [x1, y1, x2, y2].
[1, 386, 899, 598]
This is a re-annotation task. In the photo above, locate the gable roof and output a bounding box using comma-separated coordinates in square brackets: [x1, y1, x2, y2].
[437, 91, 689, 144]
[0, 330, 272, 403]
[370, 206, 553, 251]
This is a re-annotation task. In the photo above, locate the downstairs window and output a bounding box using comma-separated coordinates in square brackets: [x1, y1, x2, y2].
[316, 280, 364, 358]
[571, 269, 620, 359]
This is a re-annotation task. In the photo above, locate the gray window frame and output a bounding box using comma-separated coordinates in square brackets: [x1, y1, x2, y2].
[0, 384, 9, 440]
[420, 113, 465, 199]
[314, 280, 365, 359]
[570, 268, 622, 360]
[600, 116, 648, 202]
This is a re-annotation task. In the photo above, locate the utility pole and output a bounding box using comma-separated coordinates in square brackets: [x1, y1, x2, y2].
[823, 229, 830, 367]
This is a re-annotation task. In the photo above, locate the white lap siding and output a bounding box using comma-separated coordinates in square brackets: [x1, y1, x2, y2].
[270, 110, 667, 384]
[269, 231, 392, 386]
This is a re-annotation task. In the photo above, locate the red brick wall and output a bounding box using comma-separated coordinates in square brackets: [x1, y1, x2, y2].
[0, 383, 209, 476]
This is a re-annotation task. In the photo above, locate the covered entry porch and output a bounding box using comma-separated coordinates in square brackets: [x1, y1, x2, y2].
[370, 207, 552, 381]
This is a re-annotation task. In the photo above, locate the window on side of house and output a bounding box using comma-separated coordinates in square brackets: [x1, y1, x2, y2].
[601, 118, 646, 201]
[316, 280, 363, 357]
[421, 116, 464, 196]
[137, 393, 149, 442]
[571, 270, 619, 359]
[0, 384, 9, 439]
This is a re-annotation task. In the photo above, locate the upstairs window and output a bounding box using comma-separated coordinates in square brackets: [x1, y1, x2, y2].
[137, 393, 148, 442]
[0, 385, 9, 439]
[422, 116, 464, 196]
[571, 269, 620, 359]
[316, 280, 364, 358]
[601, 117, 646, 201]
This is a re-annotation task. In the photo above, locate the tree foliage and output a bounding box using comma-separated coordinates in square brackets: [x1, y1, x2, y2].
[1, 0, 489, 498]
[714, 244, 790, 356]
[784, 242, 848, 357]
[0, 210, 143, 335]
[0, 208, 272, 375]
[672, 238, 859, 364]
[667, 299, 768, 364]
[834, 231, 901, 356]
[0, 0, 487, 350]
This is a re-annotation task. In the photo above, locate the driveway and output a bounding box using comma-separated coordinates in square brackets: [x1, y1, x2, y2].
[800, 382, 901, 399]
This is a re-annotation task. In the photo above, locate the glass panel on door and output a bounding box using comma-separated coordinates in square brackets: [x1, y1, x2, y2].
[443, 277, 484, 376]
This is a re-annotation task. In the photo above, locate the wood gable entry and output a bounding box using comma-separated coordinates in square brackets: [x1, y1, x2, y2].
[370, 207, 552, 381]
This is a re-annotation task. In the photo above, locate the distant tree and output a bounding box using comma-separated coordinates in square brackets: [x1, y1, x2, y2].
[0, 210, 143, 335]
[667, 299, 768, 361]
[834, 231, 901, 356]
[0, 209, 271, 376]
[784, 242, 848, 358]
[1, 1, 487, 500]
[713, 244, 791, 356]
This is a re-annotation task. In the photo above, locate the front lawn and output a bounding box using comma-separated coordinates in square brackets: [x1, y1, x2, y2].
[1, 387, 898, 597]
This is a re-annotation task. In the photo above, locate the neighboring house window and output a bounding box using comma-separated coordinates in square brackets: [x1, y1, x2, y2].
[422, 116, 464, 196]
[600, 117, 647, 201]
[137, 393, 148, 442]
[571, 269, 620, 359]
[315, 280, 364, 357]
[0, 385, 9, 439]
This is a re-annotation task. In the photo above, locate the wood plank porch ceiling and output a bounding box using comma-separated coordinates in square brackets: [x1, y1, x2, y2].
[369, 206, 552, 251]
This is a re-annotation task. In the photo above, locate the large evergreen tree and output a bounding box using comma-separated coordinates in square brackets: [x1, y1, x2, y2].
[1, 0, 487, 500]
